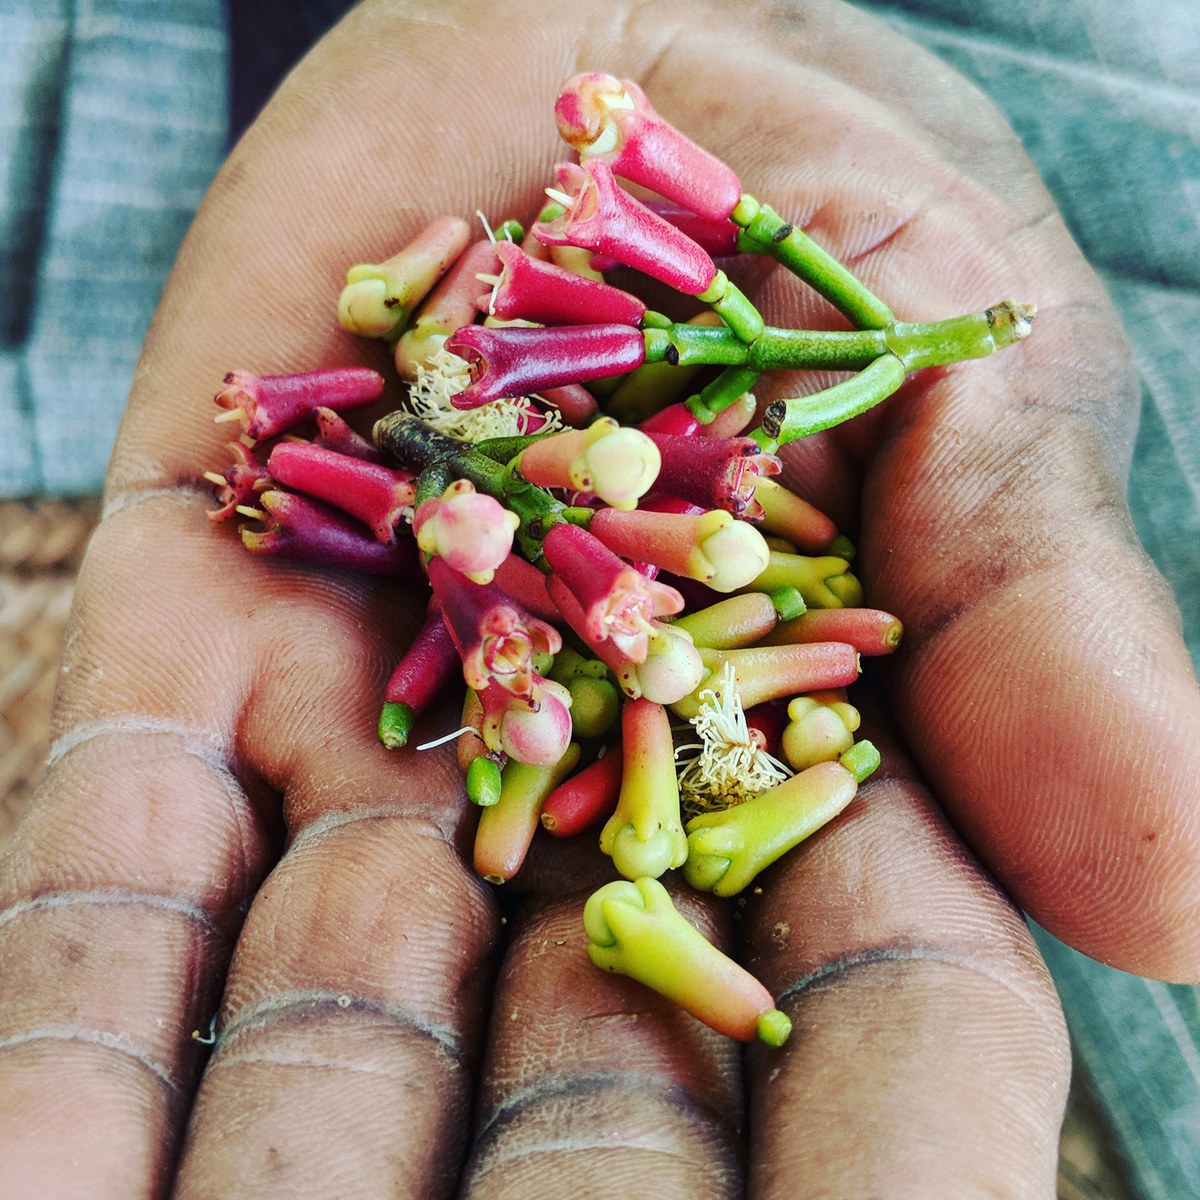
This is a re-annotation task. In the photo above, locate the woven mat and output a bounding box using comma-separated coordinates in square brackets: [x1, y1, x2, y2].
[0, 497, 1134, 1196]
[0, 498, 99, 845]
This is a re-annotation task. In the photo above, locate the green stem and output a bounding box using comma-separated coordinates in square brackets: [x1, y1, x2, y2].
[686, 366, 761, 423]
[470, 433, 545, 464]
[492, 217, 525, 244]
[377, 701, 415, 750]
[643, 324, 750, 368]
[754, 354, 907, 449]
[414, 463, 452, 508]
[749, 326, 884, 371]
[698, 273, 764, 344]
[887, 299, 1034, 370]
[466, 755, 503, 806]
[734, 198, 894, 330]
[644, 302, 1029, 376]
[374, 414, 568, 559]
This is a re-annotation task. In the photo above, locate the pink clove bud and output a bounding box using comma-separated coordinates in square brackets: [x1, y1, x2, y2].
[413, 479, 520, 583]
[517, 417, 660, 511]
[266, 441, 416, 545]
[378, 602, 461, 749]
[539, 383, 600, 427]
[643, 200, 741, 256]
[203, 441, 270, 522]
[645, 432, 781, 517]
[214, 367, 384, 443]
[446, 322, 646, 410]
[555, 74, 743, 221]
[534, 160, 718, 297]
[550, 574, 703, 704]
[543, 522, 683, 662]
[590, 506, 770, 593]
[238, 490, 415, 576]
[478, 677, 575, 768]
[541, 745, 624, 838]
[312, 407, 386, 464]
[638, 396, 758, 440]
[429, 557, 561, 702]
[491, 552, 560, 624]
[478, 241, 648, 326]
[638, 401, 703, 438]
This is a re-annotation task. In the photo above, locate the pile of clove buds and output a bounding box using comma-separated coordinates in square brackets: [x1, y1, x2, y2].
[205, 72, 1033, 1046]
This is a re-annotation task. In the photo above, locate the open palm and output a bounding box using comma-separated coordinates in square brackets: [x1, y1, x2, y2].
[2, 2, 1198, 1197]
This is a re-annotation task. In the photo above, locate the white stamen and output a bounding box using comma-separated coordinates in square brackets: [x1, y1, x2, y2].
[588, 118, 621, 157]
[475, 209, 497, 244]
[675, 661, 791, 817]
[474, 271, 503, 316]
[599, 89, 637, 113]
[408, 347, 563, 443]
[415, 725, 475, 751]
[544, 186, 574, 209]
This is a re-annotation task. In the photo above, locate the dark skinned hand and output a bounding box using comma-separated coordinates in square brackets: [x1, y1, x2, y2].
[2, 1, 1198, 1197]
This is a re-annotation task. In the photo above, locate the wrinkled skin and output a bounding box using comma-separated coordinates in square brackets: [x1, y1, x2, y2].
[2, 2, 1199, 1197]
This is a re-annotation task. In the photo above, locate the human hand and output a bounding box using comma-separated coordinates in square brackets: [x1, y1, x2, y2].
[3, 1, 1198, 1197]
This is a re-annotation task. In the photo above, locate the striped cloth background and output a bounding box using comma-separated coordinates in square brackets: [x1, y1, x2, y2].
[2, 2, 1197, 1194]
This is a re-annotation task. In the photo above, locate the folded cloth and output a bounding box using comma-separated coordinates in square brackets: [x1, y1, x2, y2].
[0, 1, 228, 495]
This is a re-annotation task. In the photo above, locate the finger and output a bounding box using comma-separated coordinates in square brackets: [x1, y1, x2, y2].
[458, 889, 745, 1199]
[0, 502, 278, 1198]
[815, 62, 1200, 975]
[108, 497, 497, 1199]
[171, 777, 497, 1199]
[635, 1, 1200, 977]
[742, 719, 1070, 1198]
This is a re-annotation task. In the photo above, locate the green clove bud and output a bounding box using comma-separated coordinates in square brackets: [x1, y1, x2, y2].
[584, 877, 791, 1045]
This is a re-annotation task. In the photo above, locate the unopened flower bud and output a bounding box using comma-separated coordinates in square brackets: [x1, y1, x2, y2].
[480, 241, 647, 326]
[479, 677, 574, 767]
[413, 479, 519, 583]
[446, 323, 646, 410]
[590, 506, 769, 593]
[338, 215, 470, 340]
[535, 160, 718, 296]
[684, 758, 865, 896]
[239, 490, 414, 576]
[584, 877, 790, 1045]
[780, 692, 860, 772]
[519, 417, 660, 511]
[203, 442, 269, 522]
[599, 699, 687, 880]
[214, 367, 384, 443]
[555, 74, 742, 221]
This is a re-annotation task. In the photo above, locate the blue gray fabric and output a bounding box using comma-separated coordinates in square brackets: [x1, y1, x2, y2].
[2, 1, 1198, 1194]
[0, 1, 228, 495]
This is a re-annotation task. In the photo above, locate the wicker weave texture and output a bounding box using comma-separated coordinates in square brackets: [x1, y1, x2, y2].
[0, 500, 98, 848]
